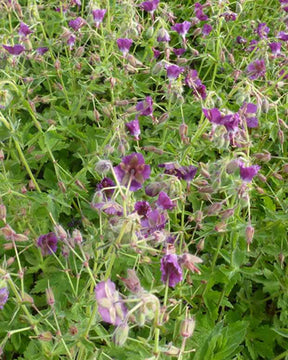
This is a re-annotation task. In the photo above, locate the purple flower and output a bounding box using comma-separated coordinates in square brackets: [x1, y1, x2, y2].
[67, 34, 76, 49]
[236, 36, 246, 44]
[157, 28, 170, 43]
[256, 23, 270, 38]
[117, 38, 133, 56]
[140, 0, 159, 14]
[173, 48, 186, 57]
[97, 177, 115, 199]
[194, 3, 208, 21]
[95, 280, 128, 326]
[279, 68, 288, 79]
[36, 47, 49, 55]
[160, 254, 183, 287]
[278, 31, 288, 41]
[136, 96, 153, 117]
[239, 163, 261, 182]
[135, 201, 151, 217]
[157, 192, 175, 210]
[0, 288, 9, 310]
[279, 0, 288, 11]
[68, 17, 85, 31]
[247, 59, 266, 80]
[92, 9, 107, 28]
[185, 69, 206, 100]
[247, 39, 259, 52]
[158, 163, 197, 182]
[152, 48, 161, 59]
[2, 44, 25, 55]
[92, 201, 123, 216]
[221, 113, 240, 132]
[202, 23, 212, 36]
[171, 21, 191, 38]
[221, 12, 237, 21]
[240, 103, 258, 128]
[203, 108, 223, 125]
[166, 65, 184, 80]
[37, 232, 58, 256]
[269, 42, 281, 55]
[141, 209, 167, 234]
[72, 0, 81, 6]
[19, 22, 32, 37]
[114, 153, 151, 191]
[126, 119, 140, 140]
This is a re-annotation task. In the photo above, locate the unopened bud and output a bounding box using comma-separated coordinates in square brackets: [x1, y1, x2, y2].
[193, 28, 202, 37]
[157, 112, 169, 124]
[21, 186, 27, 194]
[206, 202, 223, 216]
[0, 149, 4, 161]
[226, 159, 240, 174]
[113, 322, 129, 347]
[110, 77, 117, 88]
[245, 225, 254, 251]
[58, 181, 66, 193]
[180, 316, 196, 338]
[119, 269, 142, 293]
[6, 257, 15, 266]
[215, 222, 226, 232]
[75, 179, 87, 191]
[38, 332, 53, 341]
[220, 208, 234, 220]
[0, 204, 6, 223]
[256, 186, 265, 194]
[0, 224, 16, 240]
[69, 326, 78, 336]
[54, 59, 61, 71]
[261, 98, 270, 113]
[94, 160, 112, 174]
[278, 130, 284, 145]
[14, 233, 29, 242]
[22, 293, 34, 304]
[151, 61, 163, 75]
[94, 109, 100, 122]
[195, 210, 203, 223]
[28, 179, 36, 191]
[54, 224, 67, 241]
[257, 173, 267, 182]
[46, 287, 55, 307]
[279, 253, 285, 267]
[72, 229, 82, 245]
[279, 118, 288, 130]
[75, 46, 85, 57]
[196, 238, 205, 252]
[282, 164, 288, 174]
[253, 152, 271, 162]
[163, 343, 180, 356]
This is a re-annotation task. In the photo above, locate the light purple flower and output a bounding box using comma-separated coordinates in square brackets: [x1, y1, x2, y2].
[126, 119, 141, 140]
[95, 280, 128, 326]
[239, 163, 261, 182]
[256, 23, 270, 38]
[157, 28, 170, 43]
[194, 2, 208, 21]
[166, 65, 184, 80]
[36, 47, 49, 55]
[97, 177, 115, 199]
[72, 0, 81, 5]
[37, 232, 58, 256]
[269, 42, 281, 55]
[240, 103, 258, 128]
[160, 254, 183, 287]
[67, 34, 76, 49]
[202, 23, 212, 36]
[140, 0, 159, 15]
[114, 153, 151, 191]
[136, 96, 153, 117]
[0, 288, 9, 310]
[2, 44, 25, 55]
[221, 113, 240, 132]
[135, 201, 151, 217]
[141, 209, 167, 234]
[117, 38, 133, 56]
[68, 17, 85, 31]
[152, 48, 161, 59]
[247, 39, 259, 52]
[173, 48, 186, 57]
[92, 9, 107, 28]
[278, 31, 288, 41]
[202, 108, 223, 125]
[157, 192, 175, 210]
[221, 12, 237, 21]
[247, 59, 266, 80]
[171, 21, 191, 38]
[19, 22, 32, 37]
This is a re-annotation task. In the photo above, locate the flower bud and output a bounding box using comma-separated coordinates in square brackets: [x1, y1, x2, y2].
[46, 287, 55, 307]
[282, 164, 288, 174]
[163, 343, 180, 356]
[261, 98, 270, 113]
[245, 225, 254, 251]
[95, 160, 112, 174]
[57, 181, 66, 193]
[278, 130, 284, 145]
[272, 172, 283, 181]
[180, 316, 196, 338]
[22, 292, 34, 304]
[0, 204, 6, 223]
[72, 229, 82, 245]
[0, 150, 4, 161]
[196, 238, 205, 252]
[119, 269, 142, 293]
[253, 152, 271, 162]
[38, 332, 53, 341]
[113, 322, 129, 346]
[54, 224, 67, 241]
[54, 59, 61, 71]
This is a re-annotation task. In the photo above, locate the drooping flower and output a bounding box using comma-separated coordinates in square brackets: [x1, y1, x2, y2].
[157, 192, 175, 210]
[240, 103, 258, 128]
[135, 201, 151, 217]
[126, 119, 141, 140]
[194, 2, 208, 21]
[269, 42, 281, 55]
[256, 23, 270, 38]
[158, 163, 197, 182]
[92, 9, 107, 28]
[157, 28, 170, 43]
[117, 38, 133, 56]
[19, 22, 32, 37]
[160, 254, 183, 287]
[239, 163, 261, 182]
[136, 96, 153, 117]
[36, 47, 49, 55]
[247, 59, 266, 80]
[114, 153, 151, 191]
[140, 0, 159, 16]
[178, 253, 203, 274]
[202, 23, 212, 36]
[171, 21, 191, 39]
[166, 65, 184, 81]
[97, 177, 115, 199]
[277, 31, 288, 41]
[37, 232, 58, 256]
[95, 280, 128, 326]
[68, 17, 85, 31]
[2, 44, 25, 55]
[185, 69, 206, 100]
[0, 288, 9, 310]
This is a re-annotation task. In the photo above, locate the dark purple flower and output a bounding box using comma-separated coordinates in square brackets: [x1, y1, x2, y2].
[152, 48, 161, 59]
[19, 22, 32, 37]
[126, 119, 140, 140]
[279, 0, 288, 11]
[278, 31, 288, 41]
[92, 200, 123, 216]
[141, 209, 167, 234]
[135, 201, 151, 217]
[221, 12, 237, 21]
[36, 47, 49, 55]
[166, 65, 184, 80]
[158, 163, 197, 182]
[171, 21, 191, 38]
[236, 36, 247, 44]
[157, 192, 175, 210]
[247, 59, 266, 80]
[247, 39, 259, 52]
[240, 103, 258, 128]
[95, 280, 128, 326]
[173, 48, 186, 57]
[136, 96, 153, 117]
[202, 23, 212, 36]
[279, 68, 288, 79]
[160, 254, 183, 287]
[97, 177, 115, 199]
[202, 108, 223, 125]
[114, 153, 151, 191]
[269, 42, 281, 55]
[2, 44, 25, 55]
[0, 288, 9, 310]
[256, 23, 270, 38]
[221, 113, 240, 132]
[185, 69, 206, 100]
[157, 28, 170, 43]
[194, 2, 208, 21]
[117, 38, 133, 56]
[68, 17, 85, 31]
[37, 232, 58, 256]
[239, 163, 260, 182]
[92, 9, 107, 28]
[140, 0, 159, 14]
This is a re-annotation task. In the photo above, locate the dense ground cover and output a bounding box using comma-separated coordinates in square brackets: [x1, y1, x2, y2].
[0, 0, 288, 359]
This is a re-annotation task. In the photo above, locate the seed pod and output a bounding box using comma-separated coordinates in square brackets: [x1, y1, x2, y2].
[113, 322, 129, 347]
